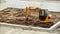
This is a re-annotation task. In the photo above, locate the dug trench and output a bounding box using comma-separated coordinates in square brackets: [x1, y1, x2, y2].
[0, 8, 60, 28]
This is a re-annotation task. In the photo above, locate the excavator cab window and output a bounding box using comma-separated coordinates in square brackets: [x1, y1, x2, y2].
[39, 9, 48, 20]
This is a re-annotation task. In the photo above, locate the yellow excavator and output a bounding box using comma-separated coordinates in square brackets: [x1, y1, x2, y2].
[25, 7, 53, 27]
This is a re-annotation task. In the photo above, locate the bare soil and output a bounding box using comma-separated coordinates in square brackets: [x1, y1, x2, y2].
[0, 8, 60, 28]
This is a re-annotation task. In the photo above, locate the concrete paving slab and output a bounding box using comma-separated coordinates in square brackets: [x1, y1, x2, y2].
[0, 25, 59, 34]
[0, 0, 60, 12]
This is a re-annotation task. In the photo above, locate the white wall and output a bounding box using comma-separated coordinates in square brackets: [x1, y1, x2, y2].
[0, 0, 60, 12]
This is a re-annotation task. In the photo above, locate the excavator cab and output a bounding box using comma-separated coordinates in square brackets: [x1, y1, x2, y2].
[39, 9, 48, 21]
[39, 9, 51, 23]
[39, 9, 54, 27]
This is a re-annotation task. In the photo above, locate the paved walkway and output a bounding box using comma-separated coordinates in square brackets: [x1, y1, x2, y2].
[0, 25, 59, 34]
[0, 0, 60, 11]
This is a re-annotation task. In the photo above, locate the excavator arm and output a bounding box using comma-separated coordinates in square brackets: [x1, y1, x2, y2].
[25, 7, 41, 18]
